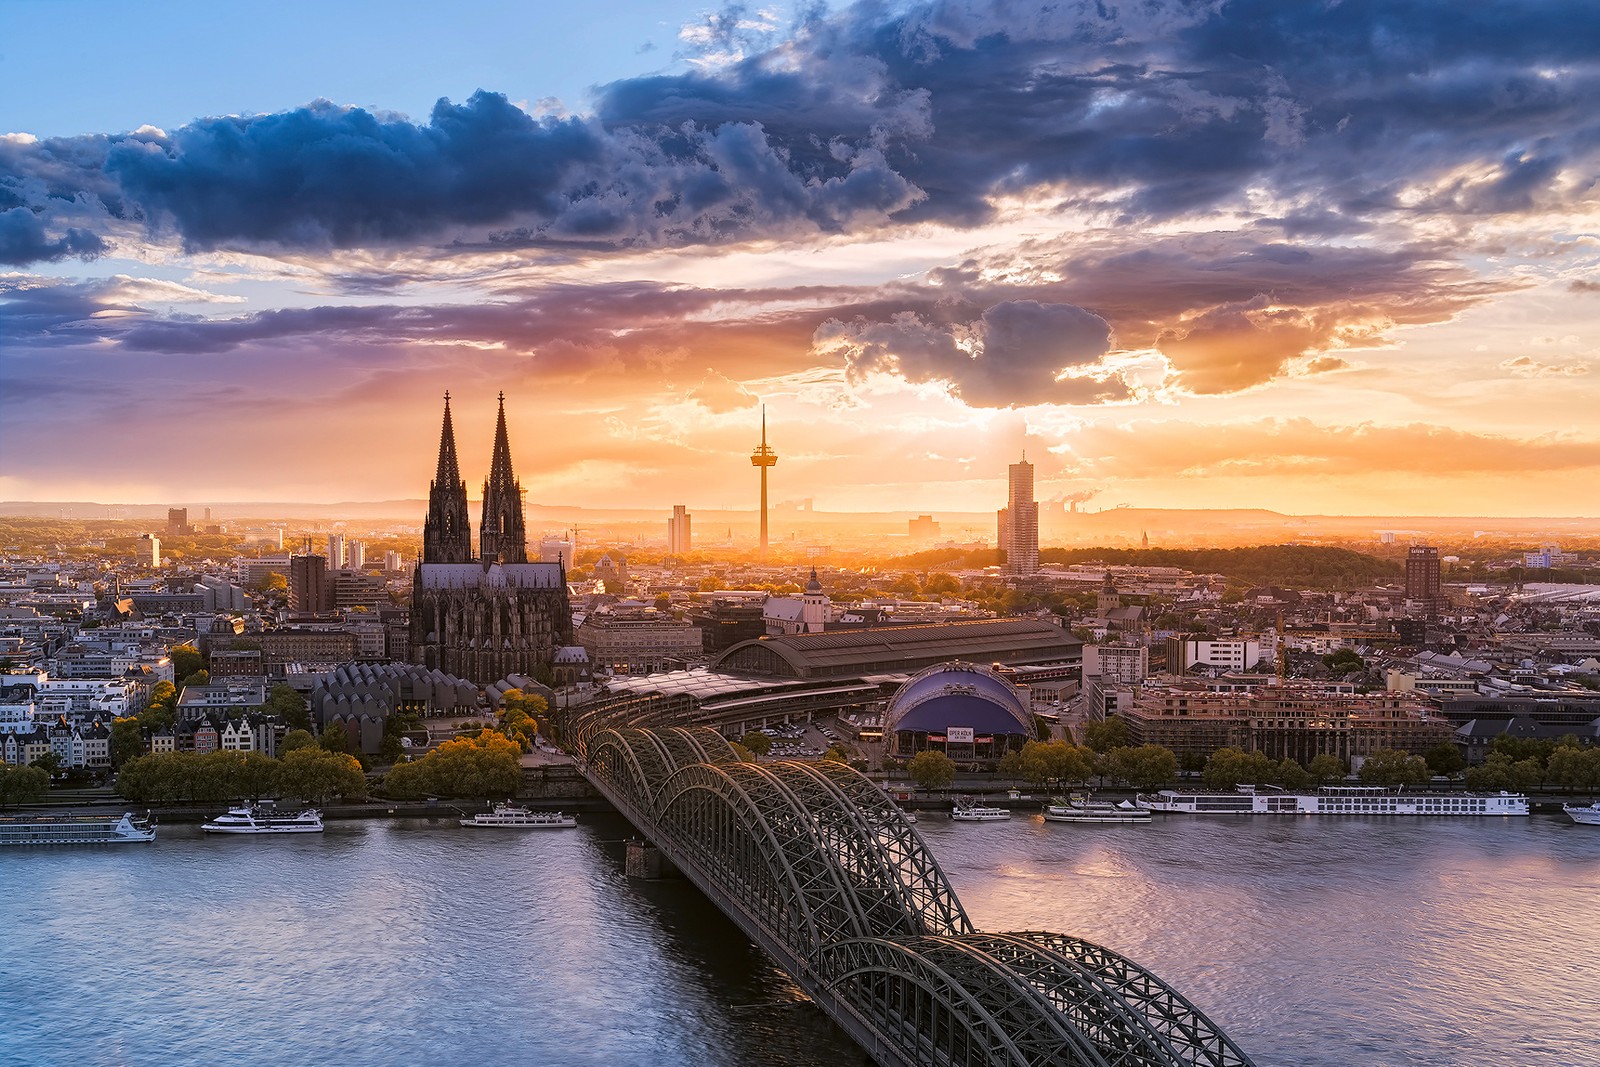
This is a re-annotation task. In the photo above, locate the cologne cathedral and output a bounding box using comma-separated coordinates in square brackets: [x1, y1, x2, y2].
[410, 393, 572, 685]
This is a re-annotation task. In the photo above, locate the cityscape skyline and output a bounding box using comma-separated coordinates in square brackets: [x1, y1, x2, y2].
[4, 1, 1598, 518]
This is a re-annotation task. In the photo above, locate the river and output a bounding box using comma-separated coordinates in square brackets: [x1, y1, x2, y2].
[1, 810, 1594, 1067]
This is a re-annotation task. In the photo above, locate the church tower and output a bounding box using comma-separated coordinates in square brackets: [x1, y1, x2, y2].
[479, 392, 528, 564]
[422, 392, 472, 563]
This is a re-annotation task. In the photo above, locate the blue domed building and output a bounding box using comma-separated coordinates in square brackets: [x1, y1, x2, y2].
[885, 662, 1036, 767]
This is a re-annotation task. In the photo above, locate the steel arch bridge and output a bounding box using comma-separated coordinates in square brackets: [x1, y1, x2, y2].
[558, 706, 1256, 1067]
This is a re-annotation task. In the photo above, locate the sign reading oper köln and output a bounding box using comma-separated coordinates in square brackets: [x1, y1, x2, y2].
[946, 727, 975, 744]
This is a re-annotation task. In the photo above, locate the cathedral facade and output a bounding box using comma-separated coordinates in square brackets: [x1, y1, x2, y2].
[410, 393, 573, 685]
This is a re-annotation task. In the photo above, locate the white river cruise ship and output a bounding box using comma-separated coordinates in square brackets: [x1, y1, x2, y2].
[1135, 785, 1529, 816]
[0, 811, 157, 845]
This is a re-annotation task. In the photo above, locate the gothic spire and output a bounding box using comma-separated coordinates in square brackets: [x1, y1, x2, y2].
[479, 391, 528, 563]
[422, 391, 472, 563]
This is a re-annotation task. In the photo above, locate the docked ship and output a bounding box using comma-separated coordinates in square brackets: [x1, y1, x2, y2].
[0, 811, 157, 845]
[951, 798, 1010, 821]
[201, 803, 325, 834]
[1135, 785, 1529, 816]
[460, 802, 576, 829]
[1042, 795, 1152, 824]
[1563, 801, 1600, 826]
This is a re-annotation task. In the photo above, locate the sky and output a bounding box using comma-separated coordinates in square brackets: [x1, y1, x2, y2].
[3, 0, 1598, 518]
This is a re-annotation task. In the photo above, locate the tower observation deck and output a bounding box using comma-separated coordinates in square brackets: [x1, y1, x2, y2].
[750, 405, 778, 557]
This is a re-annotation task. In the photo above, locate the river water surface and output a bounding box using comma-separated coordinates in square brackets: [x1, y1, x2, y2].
[1, 810, 1594, 1067]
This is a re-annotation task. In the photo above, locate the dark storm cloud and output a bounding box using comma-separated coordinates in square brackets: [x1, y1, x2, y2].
[4, 1, 1597, 264]
[816, 299, 1123, 407]
[0, 207, 106, 265]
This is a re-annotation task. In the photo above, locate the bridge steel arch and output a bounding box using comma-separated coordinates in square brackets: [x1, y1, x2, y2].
[558, 710, 1256, 1067]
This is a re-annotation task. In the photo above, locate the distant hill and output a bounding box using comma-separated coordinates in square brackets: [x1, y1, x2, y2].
[892, 544, 1403, 590]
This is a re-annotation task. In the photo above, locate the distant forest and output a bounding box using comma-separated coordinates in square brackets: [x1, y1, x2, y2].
[890, 545, 1403, 590]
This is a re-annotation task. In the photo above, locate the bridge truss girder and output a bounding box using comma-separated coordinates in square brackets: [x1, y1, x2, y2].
[559, 712, 1257, 1067]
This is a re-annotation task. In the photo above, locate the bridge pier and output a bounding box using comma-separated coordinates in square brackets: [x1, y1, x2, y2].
[625, 837, 676, 880]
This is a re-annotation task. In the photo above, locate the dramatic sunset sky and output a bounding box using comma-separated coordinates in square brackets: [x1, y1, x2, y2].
[3, 0, 1597, 516]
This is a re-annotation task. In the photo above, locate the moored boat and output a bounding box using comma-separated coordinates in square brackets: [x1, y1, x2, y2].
[1042, 795, 1151, 824]
[1562, 802, 1600, 825]
[1134, 785, 1529, 816]
[951, 797, 1010, 821]
[202, 802, 324, 834]
[460, 802, 576, 829]
[0, 811, 156, 845]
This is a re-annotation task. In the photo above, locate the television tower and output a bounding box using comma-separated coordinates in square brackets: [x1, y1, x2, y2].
[749, 405, 778, 558]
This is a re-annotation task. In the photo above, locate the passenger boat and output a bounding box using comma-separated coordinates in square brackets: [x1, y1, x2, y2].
[950, 798, 1010, 821]
[1134, 785, 1529, 816]
[201, 802, 325, 834]
[1042, 795, 1151, 824]
[0, 811, 156, 845]
[1562, 801, 1600, 825]
[460, 802, 576, 829]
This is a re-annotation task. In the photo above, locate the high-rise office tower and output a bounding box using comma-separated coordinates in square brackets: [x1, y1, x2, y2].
[668, 504, 693, 554]
[347, 540, 366, 570]
[1406, 545, 1441, 611]
[140, 534, 161, 568]
[749, 407, 778, 558]
[327, 533, 346, 570]
[289, 553, 330, 612]
[1000, 454, 1039, 576]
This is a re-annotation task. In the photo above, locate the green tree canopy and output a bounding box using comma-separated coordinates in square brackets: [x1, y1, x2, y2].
[1424, 743, 1465, 777]
[1202, 747, 1279, 790]
[170, 643, 204, 680]
[0, 762, 50, 806]
[110, 716, 145, 768]
[906, 750, 956, 791]
[1357, 749, 1429, 787]
[382, 730, 522, 799]
[1307, 754, 1346, 785]
[278, 748, 366, 804]
[1082, 716, 1129, 754]
[739, 731, 774, 758]
[280, 729, 316, 753]
[1100, 745, 1179, 790]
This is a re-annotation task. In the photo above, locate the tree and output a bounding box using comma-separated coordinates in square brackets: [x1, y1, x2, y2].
[319, 725, 350, 754]
[907, 750, 956, 791]
[728, 741, 755, 763]
[262, 684, 309, 731]
[1322, 648, 1365, 674]
[280, 729, 316, 753]
[1424, 743, 1465, 777]
[1548, 745, 1600, 792]
[179, 669, 210, 689]
[1308, 754, 1346, 785]
[740, 731, 774, 758]
[1100, 745, 1178, 790]
[142, 681, 178, 732]
[381, 730, 521, 799]
[1274, 758, 1313, 792]
[0, 762, 50, 806]
[496, 689, 547, 752]
[1357, 749, 1429, 787]
[1082, 716, 1129, 753]
[229, 751, 282, 800]
[823, 745, 849, 763]
[170, 643, 205, 681]
[1202, 748, 1277, 789]
[278, 748, 366, 804]
[110, 716, 145, 768]
[30, 751, 62, 776]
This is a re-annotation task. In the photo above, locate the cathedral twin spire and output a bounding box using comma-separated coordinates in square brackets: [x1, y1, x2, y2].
[421, 392, 528, 565]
